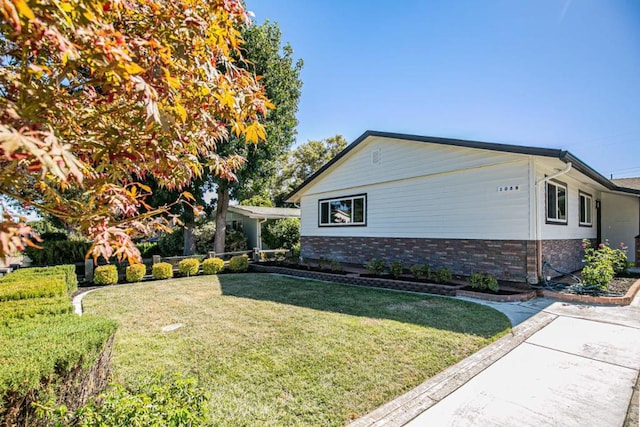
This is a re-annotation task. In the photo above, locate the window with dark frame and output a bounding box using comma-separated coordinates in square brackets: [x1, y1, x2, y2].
[318, 194, 366, 226]
[546, 181, 567, 224]
[579, 192, 593, 226]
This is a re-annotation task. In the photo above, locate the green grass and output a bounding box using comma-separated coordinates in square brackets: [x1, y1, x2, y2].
[83, 273, 510, 426]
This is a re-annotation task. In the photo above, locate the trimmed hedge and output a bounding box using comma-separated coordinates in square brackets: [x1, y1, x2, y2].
[0, 265, 78, 295]
[152, 263, 173, 279]
[126, 264, 147, 283]
[0, 276, 67, 302]
[228, 255, 249, 273]
[178, 258, 200, 277]
[202, 258, 224, 275]
[24, 240, 92, 266]
[0, 297, 73, 321]
[0, 314, 117, 398]
[94, 265, 118, 285]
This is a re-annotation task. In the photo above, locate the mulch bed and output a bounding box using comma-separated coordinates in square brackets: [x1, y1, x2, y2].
[607, 276, 638, 295]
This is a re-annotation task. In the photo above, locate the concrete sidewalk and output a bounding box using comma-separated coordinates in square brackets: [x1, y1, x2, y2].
[352, 292, 640, 427]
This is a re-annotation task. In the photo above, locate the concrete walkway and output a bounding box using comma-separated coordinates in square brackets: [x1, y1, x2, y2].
[352, 292, 640, 427]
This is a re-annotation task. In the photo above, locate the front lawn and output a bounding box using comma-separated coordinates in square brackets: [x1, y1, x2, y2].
[83, 273, 510, 426]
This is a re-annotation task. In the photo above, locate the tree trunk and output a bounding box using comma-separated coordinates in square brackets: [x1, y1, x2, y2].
[214, 187, 230, 254]
[183, 222, 196, 255]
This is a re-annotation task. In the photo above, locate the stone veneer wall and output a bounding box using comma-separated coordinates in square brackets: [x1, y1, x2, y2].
[540, 239, 588, 276]
[301, 236, 538, 283]
[636, 236, 640, 267]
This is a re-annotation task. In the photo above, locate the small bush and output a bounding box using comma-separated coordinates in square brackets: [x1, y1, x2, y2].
[262, 218, 300, 249]
[224, 229, 248, 252]
[330, 259, 343, 272]
[291, 243, 301, 258]
[202, 258, 225, 275]
[389, 261, 404, 278]
[581, 263, 613, 290]
[39, 374, 210, 426]
[582, 239, 627, 289]
[228, 255, 249, 272]
[94, 265, 118, 285]
[194, 220, 216, 254]
[364, 259, 385, 276]
[24, 240, 92, 266]
[158, 228, 184, 257]
[432, 267, 452, 284]
[135, 242, 160, 258]
[468, 272, 499, 292]
[125, 264, 146, 283]
[178, 258, 200, 277]
[152, 263, 174, 280]
[410, 264, 430, 280]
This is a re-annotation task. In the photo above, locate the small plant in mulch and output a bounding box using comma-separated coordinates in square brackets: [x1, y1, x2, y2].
[468, 272, 499, 293]
[410, 264, 430, 280]
[389, 261, 404, 279]
[364, 259, 385, 276]
[431, 267, 452, 284]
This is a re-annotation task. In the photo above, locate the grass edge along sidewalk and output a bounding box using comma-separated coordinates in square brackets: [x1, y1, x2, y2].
[83, 273, 511, 426]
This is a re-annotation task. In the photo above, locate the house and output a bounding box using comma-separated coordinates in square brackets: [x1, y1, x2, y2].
[285, 131, 640, 283]
[226, 205, 300, 250]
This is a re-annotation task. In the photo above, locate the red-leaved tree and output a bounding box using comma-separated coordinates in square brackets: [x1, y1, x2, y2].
[0, 0, 273, 263]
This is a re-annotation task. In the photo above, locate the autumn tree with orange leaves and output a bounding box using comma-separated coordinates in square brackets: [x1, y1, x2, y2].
[0, 0, 272, 263]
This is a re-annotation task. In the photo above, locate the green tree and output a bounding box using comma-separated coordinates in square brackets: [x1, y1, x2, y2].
[272, 135, 348, 204]
[210, 21, 303, 253]
[239, 195, 273, 207]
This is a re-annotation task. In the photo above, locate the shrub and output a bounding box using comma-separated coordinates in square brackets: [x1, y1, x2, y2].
[291, 243, 301, 258]
[389, 261, 404, 278]
[469, 272, 499, 292]
[262, 218, 300, 249]
[39, 231, 68, 241]
[152, 263, 174, 280]
[125, 264, 146, 283]
[202, 258, 225, 275]
[193, 220, 216, 254]
[364, 259, 385, 276]
[24, 240, 92, 266]
[178, 258, 200, 277]
[432, 267, 452, 284]
[410, 264, 430, 280]
[0, 276, 67, 302]
[135, 242, 160, 258]
[158, 228, 184, 257]
[581, 263, 614, 290]
[330, 259, 343, 272]
[39, 374, 210, 426]
[7, 265, 78, 294]
[0, 315, 117, 413]
[224, 229, 248, 252]
[0, 297, 73, 320]
[582, 239, 628, 289]
[94, 265, 118, 285]
[228, 255, 249, 272]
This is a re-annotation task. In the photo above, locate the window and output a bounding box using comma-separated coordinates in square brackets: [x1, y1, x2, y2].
[319, 194, 366, 226]
[579, 192, 593, 226]
[546, 181, 567, 224]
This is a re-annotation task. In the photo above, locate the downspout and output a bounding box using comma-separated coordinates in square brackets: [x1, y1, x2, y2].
[533, 161, 572, 280]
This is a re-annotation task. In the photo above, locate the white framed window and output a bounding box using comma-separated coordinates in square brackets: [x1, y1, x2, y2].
[319, 194, 366, 226]
[579, 191, 593, 227]
[546, 180, 567, 224]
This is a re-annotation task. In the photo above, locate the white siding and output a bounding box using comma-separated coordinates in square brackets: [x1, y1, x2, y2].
[602, 193, 639, 262]
[305, 136, 525, 196]
[535, 162, 600, 241]
[300, 138, 532, 240]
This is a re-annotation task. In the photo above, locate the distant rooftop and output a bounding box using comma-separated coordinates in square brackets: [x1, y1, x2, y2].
[227, 205, 300, 219]
[612, 177, 640, 191]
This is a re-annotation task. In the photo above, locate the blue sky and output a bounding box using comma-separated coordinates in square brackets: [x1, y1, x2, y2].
[249, 0, 640, 179]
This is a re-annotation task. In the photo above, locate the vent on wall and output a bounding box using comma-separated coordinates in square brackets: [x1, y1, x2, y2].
[371, 148, 382, 165]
